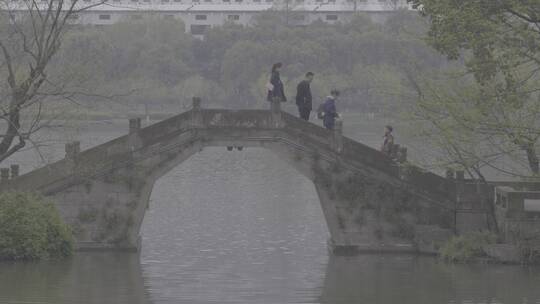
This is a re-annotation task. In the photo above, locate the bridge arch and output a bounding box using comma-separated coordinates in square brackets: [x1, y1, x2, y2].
[0, 99, 457, 254]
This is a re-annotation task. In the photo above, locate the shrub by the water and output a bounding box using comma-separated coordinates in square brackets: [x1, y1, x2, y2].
[0, 192, 73, 261]
[439, 232, 497, 263]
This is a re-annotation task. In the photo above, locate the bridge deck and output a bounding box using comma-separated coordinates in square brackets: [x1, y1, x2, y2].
[0, 107, 456, 208]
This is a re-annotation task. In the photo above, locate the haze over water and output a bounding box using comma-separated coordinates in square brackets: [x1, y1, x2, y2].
[0, 121, 539, 304]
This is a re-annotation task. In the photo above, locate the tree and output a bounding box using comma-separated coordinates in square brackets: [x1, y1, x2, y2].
[407, 0, 540, 178]
[0, 0, 102, 164]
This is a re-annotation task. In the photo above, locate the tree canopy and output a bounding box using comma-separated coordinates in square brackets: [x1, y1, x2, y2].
[407, 0, 540, 178]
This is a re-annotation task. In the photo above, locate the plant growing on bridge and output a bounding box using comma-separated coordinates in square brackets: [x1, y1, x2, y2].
[0, 192, 73, 260]
[439, 232, 497, 263]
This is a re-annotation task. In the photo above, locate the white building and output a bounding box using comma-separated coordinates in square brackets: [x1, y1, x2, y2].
[2, 0, 411, 35]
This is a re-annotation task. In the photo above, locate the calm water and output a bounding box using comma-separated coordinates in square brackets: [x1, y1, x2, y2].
[1, 120, 540, 304]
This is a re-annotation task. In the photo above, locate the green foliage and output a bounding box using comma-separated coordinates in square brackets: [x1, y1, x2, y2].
[439, 232, 497, 263]
[0, 192, 74, 261]
[49, 12, 441, 113]
[408, 0, 539, 84]
[406, 0, 540, 178]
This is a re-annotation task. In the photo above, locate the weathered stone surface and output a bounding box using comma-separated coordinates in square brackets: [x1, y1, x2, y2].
[414, 224, 454, 254]
[484, 244, 521, 263]
[0, 104, 499, 254]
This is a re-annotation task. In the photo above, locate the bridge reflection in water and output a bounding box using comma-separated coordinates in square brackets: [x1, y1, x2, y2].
[1, 252, 539, 304]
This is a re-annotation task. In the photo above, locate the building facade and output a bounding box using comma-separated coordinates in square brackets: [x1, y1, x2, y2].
[2, 0, 411, 35]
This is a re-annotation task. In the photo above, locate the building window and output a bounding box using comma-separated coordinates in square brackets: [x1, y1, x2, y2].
[131, 14, 143, 20]
[67, 14, 79, 20]
[190, 24, 209, 35]
[326, 14, 338, 20]
[99, 14, 111, 20]
[228, 14, 240, 20]
[195, 14, 207, 20]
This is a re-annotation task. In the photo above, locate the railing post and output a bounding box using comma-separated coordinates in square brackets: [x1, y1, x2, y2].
[455, 170, 465, 209]
[191, 97, 203, 128]
[128, 118, 143, 152]
[192, 96, 201, 110]
[1, 168, 10, 181]
[446, 168, 455, 180]
[129, 118, 142, 134]
[334, 119, 343, 153]
[65, 141, 80, 160]
[456, 170, 465, 181]
[397, 146, 407, 163]
[391, 144, 400, 159]
[270, 97, 282, 128]
[10, 164, 19, 179]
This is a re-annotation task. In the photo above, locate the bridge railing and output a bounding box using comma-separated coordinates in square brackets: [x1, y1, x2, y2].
[1, 97, 457, 205]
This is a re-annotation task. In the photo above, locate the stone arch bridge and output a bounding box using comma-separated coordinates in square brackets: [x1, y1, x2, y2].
[0, 99, 489, 254]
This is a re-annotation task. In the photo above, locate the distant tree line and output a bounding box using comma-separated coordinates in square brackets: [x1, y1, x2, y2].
[52, 11, 444, 113]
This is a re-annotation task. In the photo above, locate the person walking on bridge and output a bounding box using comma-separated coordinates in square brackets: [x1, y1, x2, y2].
[381, 125, 394, 156]
[296, 72, 314, 121]
[267, 62, 287, 103]
[323, 89, 340, 130]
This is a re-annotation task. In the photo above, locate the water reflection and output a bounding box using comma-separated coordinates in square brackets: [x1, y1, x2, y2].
[320, 255, 540, 304]
[0, 252, 151, 304]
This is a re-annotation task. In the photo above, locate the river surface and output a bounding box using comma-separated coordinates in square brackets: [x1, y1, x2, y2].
[0, 119, 540, 304]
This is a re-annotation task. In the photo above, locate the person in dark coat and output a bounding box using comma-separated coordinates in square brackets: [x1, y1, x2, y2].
[381, 125, 394, 155]
[267, 62, 287, 102]
[323, 89, 340, 130]
[295, 72, 314, 121]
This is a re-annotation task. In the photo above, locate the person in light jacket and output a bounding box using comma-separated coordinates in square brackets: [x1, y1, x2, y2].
[267, 62, 287, 103]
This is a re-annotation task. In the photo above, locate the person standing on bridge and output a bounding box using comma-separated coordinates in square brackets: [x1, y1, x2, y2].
[381, 125, 394, 156]
[323, 89, 340, 130]
[267, 62, 287, 103]
[295, 72, 314, 121]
